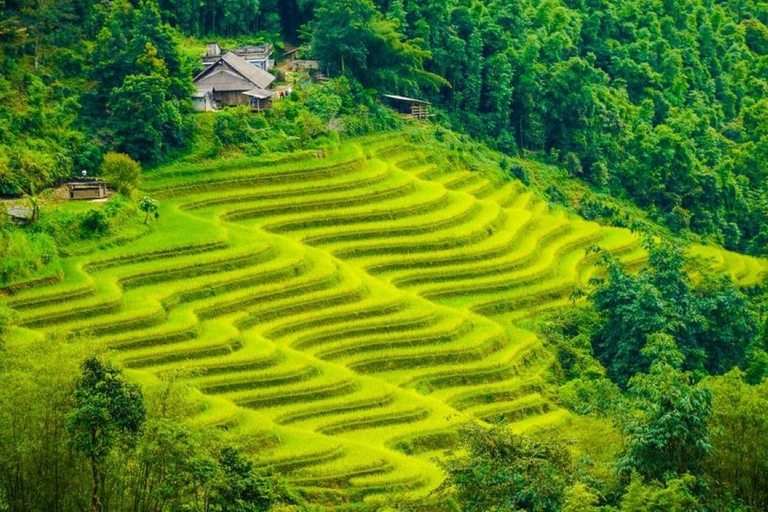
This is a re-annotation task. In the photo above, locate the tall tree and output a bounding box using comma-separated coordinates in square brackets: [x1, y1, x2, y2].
[66, 357, 145, 512]
[438, 423, 573, 511]
[619, 334, 712, 482]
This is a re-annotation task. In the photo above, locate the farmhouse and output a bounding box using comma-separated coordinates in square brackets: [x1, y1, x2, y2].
[382, 94, 431, 120]
[202, 42, 274, 70]
[193, 52, 277, 111]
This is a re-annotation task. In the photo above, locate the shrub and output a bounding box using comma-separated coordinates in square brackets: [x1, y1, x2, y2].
[546, 184, 568, 206]
[510, 163, 531, 185]
[80, 209, 110, 236]
[0, 229, 59, 285]
[101, 152, 141, 197]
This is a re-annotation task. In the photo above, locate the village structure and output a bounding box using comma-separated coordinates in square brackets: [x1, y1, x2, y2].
[382, 95, 431, 120]
[202, 42, 274, 70]
[65, 178, 109, 200]
[192, 42, 294, 112]
[191, 42, 430, 118]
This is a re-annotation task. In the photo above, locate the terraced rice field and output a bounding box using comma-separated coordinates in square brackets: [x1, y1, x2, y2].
[4, 133, 767, 506]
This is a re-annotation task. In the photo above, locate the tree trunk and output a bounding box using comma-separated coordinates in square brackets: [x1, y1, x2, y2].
[90, 429, 100, 512]
[34, 30, 40, 71]
[90, 457, 100, 512]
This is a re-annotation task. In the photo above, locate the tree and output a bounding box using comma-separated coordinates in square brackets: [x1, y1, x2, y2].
[107, 73, 186, 163]
[138, 195, 159, 224]
[100, 151, 141, 197]
[0, 334, 91, 511]
[310, 0, 377, 75]
[620, 473, 700, 512]
[310, 0, 446, 92]
[65, 357, 145, 512]
[591, 238, 758, 384]
[85, 0, 192, 163]
[210, 446, 287, 511]
[438, 423, 572, 511]
[704, 370, 768, 510]
[618, 334, 711, 482]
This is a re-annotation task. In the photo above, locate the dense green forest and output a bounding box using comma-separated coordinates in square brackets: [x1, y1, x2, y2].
[3, 0, 768, 509]
[7, 0, 768, 251]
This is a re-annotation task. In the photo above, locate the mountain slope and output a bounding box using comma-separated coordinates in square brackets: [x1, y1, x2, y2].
[4, 131, 766, 506]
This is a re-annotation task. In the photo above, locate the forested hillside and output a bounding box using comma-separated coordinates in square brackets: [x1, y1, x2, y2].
[5, 0, 768, 252]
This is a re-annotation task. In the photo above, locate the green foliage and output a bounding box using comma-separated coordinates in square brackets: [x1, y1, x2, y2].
[619, 334, 712, 482]
[66, 357, 146, 462]
[591, 239, 759, 384]
[619, 473, 700, 512]
[0, 306, 17, 349]
[0, 335, 92, 511]
[0, 228, 59, 286]
[562, 483, 601, 512]
[138, 195, 160, 224]
[213, 106, 267, 151]
[703, 370, 768, 510]
[745, 348, 768, 384]
[84, 0, 192, 164]
[438, 423, 573, 511]
[209, 446, 295, 511]
[310, 0, 447, 92]
[107, 73, 188, 163]
[79, 209, 110, 236]
[66, 356, 145, 512]
[100, 152, 142, 197]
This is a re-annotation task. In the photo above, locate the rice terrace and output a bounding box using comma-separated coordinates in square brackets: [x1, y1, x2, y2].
[3, 131, 766, 508]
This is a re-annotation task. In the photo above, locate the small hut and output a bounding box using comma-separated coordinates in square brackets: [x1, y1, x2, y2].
[382, 94, 431, 120]
[66, 179, 108, 200]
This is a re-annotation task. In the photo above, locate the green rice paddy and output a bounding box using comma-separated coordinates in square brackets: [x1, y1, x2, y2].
[3, 132, 766, 507]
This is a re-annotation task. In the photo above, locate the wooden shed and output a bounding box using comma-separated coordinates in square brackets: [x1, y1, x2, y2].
[382, 94, 431, 120]
[66, 179, 108, 200]
[193, 52, 276, 108]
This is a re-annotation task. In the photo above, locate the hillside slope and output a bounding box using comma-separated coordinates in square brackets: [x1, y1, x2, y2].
[4, 132, 766, 506]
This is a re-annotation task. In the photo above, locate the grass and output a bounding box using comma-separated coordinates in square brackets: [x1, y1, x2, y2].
[3, 128, 766, 507]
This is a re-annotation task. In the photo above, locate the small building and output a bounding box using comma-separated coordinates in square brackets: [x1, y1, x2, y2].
[202, 42, 273, 70]
[382, 94, 431, 120]
[192, 87, 216, 112]
[66, 179, 108, 200]
[193, 52, 276, 109]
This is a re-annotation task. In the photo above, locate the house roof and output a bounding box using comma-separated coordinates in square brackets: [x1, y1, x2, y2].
[192, 87, 213, 98]
[382, 94, 431, 105]
[242, 88, 274, 99]
[194, 52, 276, 90]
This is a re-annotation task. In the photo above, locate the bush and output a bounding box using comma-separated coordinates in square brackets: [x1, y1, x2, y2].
[100, 152, 141, 197]
[546, 185, 568, 205]
[0, 230, 59, 285]
[510, 163, 531, 185]
[80, 209, 110, 236]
